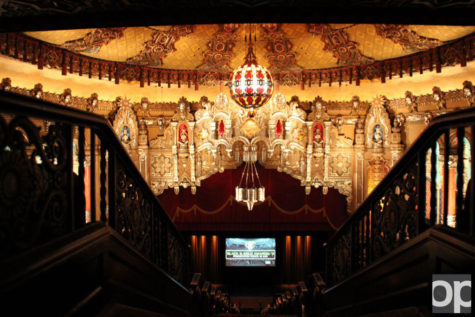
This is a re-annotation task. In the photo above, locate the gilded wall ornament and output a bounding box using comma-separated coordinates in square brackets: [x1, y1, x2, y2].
[330, 154, 351, 177]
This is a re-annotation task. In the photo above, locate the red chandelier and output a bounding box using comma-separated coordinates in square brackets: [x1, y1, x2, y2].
[229, 40, 273, 112]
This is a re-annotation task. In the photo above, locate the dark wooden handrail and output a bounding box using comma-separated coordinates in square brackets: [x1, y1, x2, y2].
[325, 106, 475, 286]
[0, 90, 189, 284]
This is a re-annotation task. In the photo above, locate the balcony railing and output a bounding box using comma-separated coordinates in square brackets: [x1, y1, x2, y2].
[325, 106, 475, 286]
[0, 91, 189, 285]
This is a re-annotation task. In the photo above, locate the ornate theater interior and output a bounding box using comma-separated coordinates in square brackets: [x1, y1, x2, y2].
[0, 1, 474, 316]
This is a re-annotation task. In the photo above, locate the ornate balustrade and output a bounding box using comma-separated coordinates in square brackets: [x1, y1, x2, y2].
[0, 90, 189, 285]
[325, 106, 475, 286]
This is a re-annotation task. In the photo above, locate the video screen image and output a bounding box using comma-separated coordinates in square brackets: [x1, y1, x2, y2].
[225, 238, 276, 267]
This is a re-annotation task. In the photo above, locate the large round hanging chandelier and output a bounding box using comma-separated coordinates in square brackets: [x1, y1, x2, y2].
[229, 28, 273, 115]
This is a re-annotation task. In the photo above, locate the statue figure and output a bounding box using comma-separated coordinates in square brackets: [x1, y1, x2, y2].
[120, 126, 131, 143]
[313, 124, 323, 149]
[405, 91, 417, 112]
[178, 125, 189, 148]
[173, 97, 194, 122]
[372, 124, 383, 147]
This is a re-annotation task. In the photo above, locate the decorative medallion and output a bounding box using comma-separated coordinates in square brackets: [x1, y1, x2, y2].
[308, 24, 374, 66]
[374, 24, 442, 52]
[330, 154, 351, 176]
[240, 119, 261, 139]
[151, 155, 172, 177]
[63, 28, 126, 53]
[261, 23, 302, 72]
[199, 24, 239, 71]
[126, 25, 193, 66]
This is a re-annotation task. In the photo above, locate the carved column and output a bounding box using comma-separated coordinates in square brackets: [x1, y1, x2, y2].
[210, 120, 216, 140]
[305, 121, 313, 194]
[354, 150, 365, 210]
[323, 121, 331, 181]
[269, 119, 276, 139]
[171, 122, 179, 194]
[354, 122, 365, 209]
[138, 121, 149, 183]
[390, 127, 405, 167]
[189, 122, 197, 194]
[225, 119, 232, 138]
[285, 120, 291, 140]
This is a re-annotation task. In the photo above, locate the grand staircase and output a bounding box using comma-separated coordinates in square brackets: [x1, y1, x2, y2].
[0, 91, 474, 316]
[321, 106, 475, 316]
[0, 91, 192, 316]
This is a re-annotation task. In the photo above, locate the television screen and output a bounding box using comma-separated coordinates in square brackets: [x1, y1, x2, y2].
[225, 238, 276, 267]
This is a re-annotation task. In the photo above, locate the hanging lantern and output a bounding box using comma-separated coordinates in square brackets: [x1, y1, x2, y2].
[229, 42, 273, 113]
[235, 145, 265, 211]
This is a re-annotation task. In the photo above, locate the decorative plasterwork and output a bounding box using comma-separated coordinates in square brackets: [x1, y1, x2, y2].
[364, 96, 391, 149]
[112, 98, 138, 150]
[198, 24, 239, 72]
[330, 154, 351, 177]
[261, 23, 302, 72]
[374, 24, 443, 52]
[307, 24, 374, 66]
[126, 25, 193, 66]
[142, 92, 363, 211]
[10, 80, 475, 210]
[2, 32, 473, 87]
[63, 28, 126, 53]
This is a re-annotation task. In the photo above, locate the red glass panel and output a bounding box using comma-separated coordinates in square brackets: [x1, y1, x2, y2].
[219, 120, 225, 138]
[276, 120, 282, 138]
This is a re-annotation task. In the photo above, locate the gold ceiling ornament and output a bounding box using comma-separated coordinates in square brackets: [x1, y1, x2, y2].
[235, 145, 265, 211]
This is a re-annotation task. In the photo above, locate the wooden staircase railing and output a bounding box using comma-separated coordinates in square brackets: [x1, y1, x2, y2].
[325, 106, 475, 286]
[0, 90, 190, 285]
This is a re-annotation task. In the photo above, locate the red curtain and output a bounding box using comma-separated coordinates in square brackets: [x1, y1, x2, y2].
[158, 164, 348, 232]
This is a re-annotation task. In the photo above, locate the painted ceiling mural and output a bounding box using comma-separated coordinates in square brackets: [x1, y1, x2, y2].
[23, 24, 475, 72]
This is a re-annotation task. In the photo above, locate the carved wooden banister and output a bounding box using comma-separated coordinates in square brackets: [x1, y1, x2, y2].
[325, 106, 475, 286]
[0, 90, 190, 285]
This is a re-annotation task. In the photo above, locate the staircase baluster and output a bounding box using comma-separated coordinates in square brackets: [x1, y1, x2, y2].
[430, 143, 437, 226]
[108, 151, 116, 228]
[78, 126, 85, 223]
[90, 129, 96, 223]
[470, 125, 475, 237]
[65, 123, 74, 230]
[417, 150, 427, 233]
[443, 130, 450, 226]
[100, 143, 107, 222]
[456, 127, 465, 231]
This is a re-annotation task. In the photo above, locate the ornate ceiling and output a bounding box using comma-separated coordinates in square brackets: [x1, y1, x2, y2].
[1, 1, 474, 32]
[25, 24, 475, 73]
